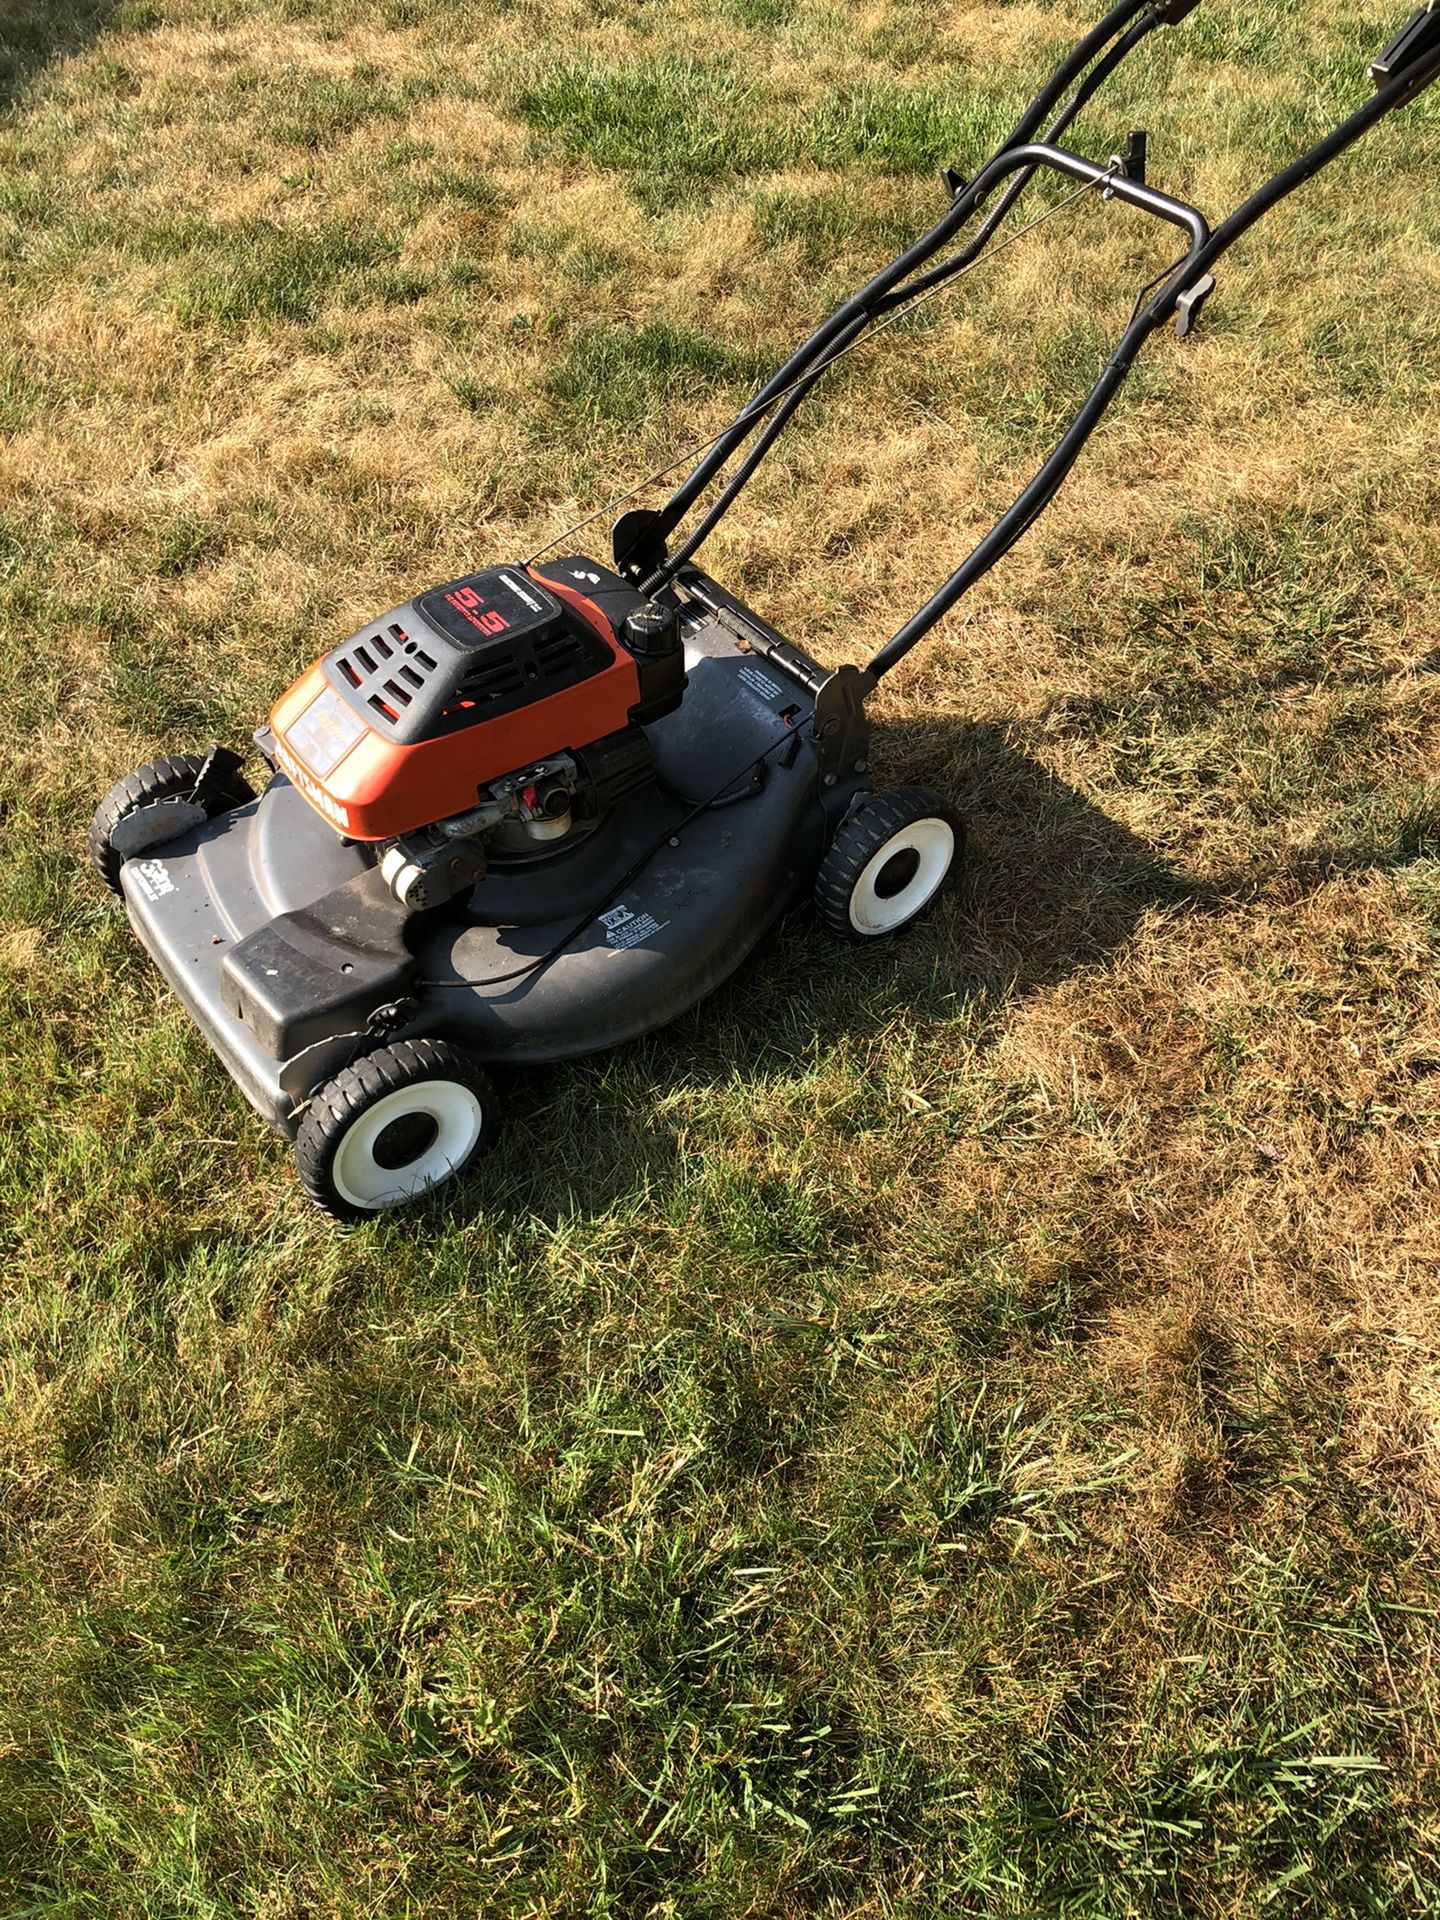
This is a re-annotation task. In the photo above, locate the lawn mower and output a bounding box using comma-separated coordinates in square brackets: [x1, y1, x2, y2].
[91, 2, 1440, 1220]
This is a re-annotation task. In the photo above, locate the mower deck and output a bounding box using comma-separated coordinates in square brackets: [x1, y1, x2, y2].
[119, 584, 866, 1134]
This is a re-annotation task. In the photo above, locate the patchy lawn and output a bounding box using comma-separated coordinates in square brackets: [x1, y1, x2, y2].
[2, 0, 1440, 1912]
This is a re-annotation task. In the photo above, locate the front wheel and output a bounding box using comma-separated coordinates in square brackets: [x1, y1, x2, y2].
[295, 1038, 501, 1221]
[89, 749, 256, 893]
[815, 786, 964, 943]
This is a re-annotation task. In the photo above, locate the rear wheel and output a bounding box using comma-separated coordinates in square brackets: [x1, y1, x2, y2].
[295, 1038, 501, 1221]
[89, 750, 255, 893]
[816, 786, 963, 943]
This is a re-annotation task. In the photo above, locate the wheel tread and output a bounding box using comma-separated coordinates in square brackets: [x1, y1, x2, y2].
[294, 1038, 499, 1222]
[815, 785, 963, 943]
[89, 751, 255, 892]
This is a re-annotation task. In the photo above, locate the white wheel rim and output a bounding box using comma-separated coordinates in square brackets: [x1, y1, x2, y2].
[330, 1079, 484, 1211]
[848, 817, 955, 936]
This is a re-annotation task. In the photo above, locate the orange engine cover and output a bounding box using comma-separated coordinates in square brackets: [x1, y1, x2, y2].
[269, 563, 645, 841]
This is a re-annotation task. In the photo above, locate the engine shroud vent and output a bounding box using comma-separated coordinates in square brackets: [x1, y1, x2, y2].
[324, 566, 614, 746]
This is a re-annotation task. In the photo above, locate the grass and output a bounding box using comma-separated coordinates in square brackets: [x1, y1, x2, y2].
[512, 59, 1015, 209]
[3, 0, 1440, 1913]
[548, 320, 775, 426]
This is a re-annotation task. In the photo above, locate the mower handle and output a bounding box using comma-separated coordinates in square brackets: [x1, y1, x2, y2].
[627, 141, 1209, 593]
[618, 2, 1440, 652]
[969, 142, 1209, 252]
[619, 0, 1190, 583]
[863, 8, 1440, 680]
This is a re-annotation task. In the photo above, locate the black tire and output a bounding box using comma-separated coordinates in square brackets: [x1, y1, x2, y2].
[295, 1038, 501, 1222]
[815, 785, 964, 944]
[89, 751, 256, 893]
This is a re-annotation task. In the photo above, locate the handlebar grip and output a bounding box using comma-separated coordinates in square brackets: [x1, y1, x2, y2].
[1370, 3, 1440, 88]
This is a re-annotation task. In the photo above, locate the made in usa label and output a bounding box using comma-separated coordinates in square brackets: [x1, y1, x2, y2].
[129, 859, 177, 901]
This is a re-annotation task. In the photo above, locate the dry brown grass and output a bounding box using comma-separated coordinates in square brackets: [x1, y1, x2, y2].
[4, 0, 1440, 1912]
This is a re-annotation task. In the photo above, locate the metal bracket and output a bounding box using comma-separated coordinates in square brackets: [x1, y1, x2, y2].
[811, 665, 874, 783]
[611, 507, 669, 583]
[367, 996, 419, 1037]
[190, 741, 247, 809]
[1107, 128, 1148, 195]
[1371, 5, 1440, 89]
[1174, 271, 1216, 339]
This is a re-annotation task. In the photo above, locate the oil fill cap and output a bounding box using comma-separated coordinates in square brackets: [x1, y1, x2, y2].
[621, 603, 680, 657]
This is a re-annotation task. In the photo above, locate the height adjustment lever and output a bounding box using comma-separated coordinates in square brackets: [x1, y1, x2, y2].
[1108, 128, 1148, 192]
[1371, 4, 1440, 88]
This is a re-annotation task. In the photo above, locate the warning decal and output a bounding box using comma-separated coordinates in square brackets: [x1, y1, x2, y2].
[737, 663, 786, 703]
[598, 904, 670, 950]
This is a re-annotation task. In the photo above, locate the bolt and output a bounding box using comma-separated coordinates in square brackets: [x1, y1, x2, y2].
[669, 836, 680, 847]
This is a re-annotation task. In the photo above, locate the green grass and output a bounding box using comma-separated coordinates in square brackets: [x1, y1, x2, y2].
[4, 0, 1440, 1913]
[512, 59, 1015, 207]
[548, 320, 774, 425]
[752, 185, 920, 271]
[162, 216, 401, 325]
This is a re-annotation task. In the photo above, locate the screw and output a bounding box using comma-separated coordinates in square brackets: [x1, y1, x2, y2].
[669, 836, 680, 847]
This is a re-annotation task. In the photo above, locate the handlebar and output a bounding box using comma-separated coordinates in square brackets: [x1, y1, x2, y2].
[614, 2, 1440, 658]
[971, 143, 1210, 252]
[864, 9, 1440, 679]
[618, 0, 1198, 584]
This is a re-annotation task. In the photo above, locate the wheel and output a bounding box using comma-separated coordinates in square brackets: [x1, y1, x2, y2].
[815, 785, 964, 943]
[89, 750, 256, 893]
[294, 1038, 501, 1221]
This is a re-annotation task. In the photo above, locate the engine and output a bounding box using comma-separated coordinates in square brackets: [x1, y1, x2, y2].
[267, 556, 685, 907]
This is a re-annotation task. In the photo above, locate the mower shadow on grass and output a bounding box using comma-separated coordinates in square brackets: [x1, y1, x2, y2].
[0, 0, 117, 115]
[453, 707, 1440, 1237]
[471, 719, 1196, 1229]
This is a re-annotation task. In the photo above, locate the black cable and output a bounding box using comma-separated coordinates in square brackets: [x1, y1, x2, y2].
[656, 757, 769, 810]
[412, 725, 799, 992]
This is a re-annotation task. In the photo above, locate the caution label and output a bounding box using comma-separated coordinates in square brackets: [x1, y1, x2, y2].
[738, 663, 786, 704]
[598, 904, 670, 950]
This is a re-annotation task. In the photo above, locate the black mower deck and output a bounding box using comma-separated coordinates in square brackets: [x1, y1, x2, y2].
[119, 583, 867, 1133]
